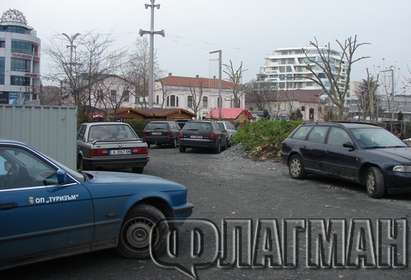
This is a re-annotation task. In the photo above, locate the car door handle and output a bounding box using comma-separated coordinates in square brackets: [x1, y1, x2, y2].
[0, 202, 18, 210]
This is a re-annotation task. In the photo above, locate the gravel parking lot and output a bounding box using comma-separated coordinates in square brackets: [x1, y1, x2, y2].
[3, 146, 411, 279]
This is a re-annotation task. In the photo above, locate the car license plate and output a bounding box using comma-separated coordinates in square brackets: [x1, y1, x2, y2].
[190, 135, 203, 139]
[152, 132, 162, 135]
[110, 149, 131, 155]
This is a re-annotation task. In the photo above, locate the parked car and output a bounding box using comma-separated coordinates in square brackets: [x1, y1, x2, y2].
[143, 121, 180, 148]
[217, 121, 237, 146]
[0, 139, 193, 270]
[281, 122, 411, 198]
[178, 121, 228, 153]
[77, 122, 148, 173]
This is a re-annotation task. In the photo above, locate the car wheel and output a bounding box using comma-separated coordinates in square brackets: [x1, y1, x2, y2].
[179, 146, 186, 153]
[214, 141, 222, 154]
[117, 204, 168, 259]
[365, 167, 385, 198]
[132, 167, 144, 174]
[288, 155, 305, 179]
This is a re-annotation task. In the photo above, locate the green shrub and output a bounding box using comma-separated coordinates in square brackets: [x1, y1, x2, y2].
[233, 119, 302, 159]
[125, 119, 147, 138]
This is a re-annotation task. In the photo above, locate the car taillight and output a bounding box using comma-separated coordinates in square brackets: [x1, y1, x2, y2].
[90, 148, 109, 157]
[208, 132, 218, 140]
[132, 147, 148, 154]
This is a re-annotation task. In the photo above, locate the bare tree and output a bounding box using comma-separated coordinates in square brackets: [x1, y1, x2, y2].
[223, 60, 247, 108]
[357, 69, 379, 121]
[188, 80, 204, 119]
[122, 38, 160, 109]
[303, 36, 369, 120]
[46, 32, 124, 121]
[159, 79, 168, 108]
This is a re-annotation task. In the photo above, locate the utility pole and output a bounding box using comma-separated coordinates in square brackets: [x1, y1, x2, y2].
[210, 50, 222, 120]
[62, 33, 81, 105]
[140, 0, 165, 109]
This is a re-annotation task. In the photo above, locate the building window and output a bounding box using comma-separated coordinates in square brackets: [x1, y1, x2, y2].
[309, 108, 315, 120]
[10, 76, 30, 86]
[0, 26, 30, 34]
[11, 58, 31, 72]
[122, 90, 130, 102]
[11, 40, 34, 55]
[169, 95, 176, 107]
[0, 41, 5, 48]
[203, 96, 208, 109]
[301, 106, 305, 112]
[0, 57, 5, 85]
[156, 95, 159, 104]
[187, 96, 193, 108]
[176, 96, 179, 107]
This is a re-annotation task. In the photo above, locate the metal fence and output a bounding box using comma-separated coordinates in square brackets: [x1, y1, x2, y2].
[0, 105, 77, 169]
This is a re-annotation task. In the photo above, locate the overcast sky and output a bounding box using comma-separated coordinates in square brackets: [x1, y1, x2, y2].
[1, 0, 411, 87]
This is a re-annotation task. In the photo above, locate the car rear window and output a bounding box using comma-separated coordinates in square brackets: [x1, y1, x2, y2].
[292, 126, 312, 140]
[145, 122, 169, 130]
[89, 125, 138, 142]
[307, 126, 329, 143]
[183, 122, 212, 132]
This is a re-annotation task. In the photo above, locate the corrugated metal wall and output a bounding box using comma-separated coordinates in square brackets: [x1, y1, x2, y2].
[0, 105, 77, 169]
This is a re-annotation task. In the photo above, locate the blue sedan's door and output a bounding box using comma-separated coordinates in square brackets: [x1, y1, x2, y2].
[0, 145, 93, 268]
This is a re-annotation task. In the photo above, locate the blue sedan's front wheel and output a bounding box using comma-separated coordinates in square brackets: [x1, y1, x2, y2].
[117, 204, 168, 259]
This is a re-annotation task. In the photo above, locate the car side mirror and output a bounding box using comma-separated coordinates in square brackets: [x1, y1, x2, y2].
[343, 142, 355, 150]
[56, 169, 68, 185]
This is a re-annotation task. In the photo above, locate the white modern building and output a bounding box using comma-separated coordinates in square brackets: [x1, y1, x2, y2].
[0, 9, 41, 105]
[258, 47, 347, 91]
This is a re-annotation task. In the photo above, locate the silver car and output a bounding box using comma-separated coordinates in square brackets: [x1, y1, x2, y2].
[217, 121, 237, 146]
[77, 122, 149, 173]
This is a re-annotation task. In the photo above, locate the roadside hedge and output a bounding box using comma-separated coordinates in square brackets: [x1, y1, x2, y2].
[232, 120, 302, 160]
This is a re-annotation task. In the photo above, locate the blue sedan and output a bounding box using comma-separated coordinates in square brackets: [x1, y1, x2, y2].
[0, 140, 193, 270]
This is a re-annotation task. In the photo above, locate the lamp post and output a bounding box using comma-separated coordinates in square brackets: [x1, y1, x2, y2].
[61, 33, 81, 104]
[210, 50, 222, 120]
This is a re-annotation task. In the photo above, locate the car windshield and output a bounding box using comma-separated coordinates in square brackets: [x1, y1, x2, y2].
[351, 128, 407, 149]
[89, 125, 138, 142]
[183, 122, 212, 131]
[146, 122, 169, 130]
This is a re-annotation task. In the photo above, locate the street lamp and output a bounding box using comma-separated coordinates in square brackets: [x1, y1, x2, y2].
[210, 50, 222, 120]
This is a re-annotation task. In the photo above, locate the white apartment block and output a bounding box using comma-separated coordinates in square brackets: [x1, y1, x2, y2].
[258, 47, 347, 91]
[0, 9, 41, 105]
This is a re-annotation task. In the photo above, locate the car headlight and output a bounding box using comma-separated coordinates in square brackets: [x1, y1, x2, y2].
[393, 165, 411, 173]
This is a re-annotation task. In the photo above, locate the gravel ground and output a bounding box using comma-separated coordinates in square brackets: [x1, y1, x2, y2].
[2, 146, 411, 280]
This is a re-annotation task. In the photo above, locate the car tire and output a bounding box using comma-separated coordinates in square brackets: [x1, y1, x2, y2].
[365, 167, 385, 198]
[179, 146, 186, 153]
[214, 141, 222, 154]
[132, 167, 144, 174]
[117, 204, 168, 259]
[288, 154, 305, 179]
